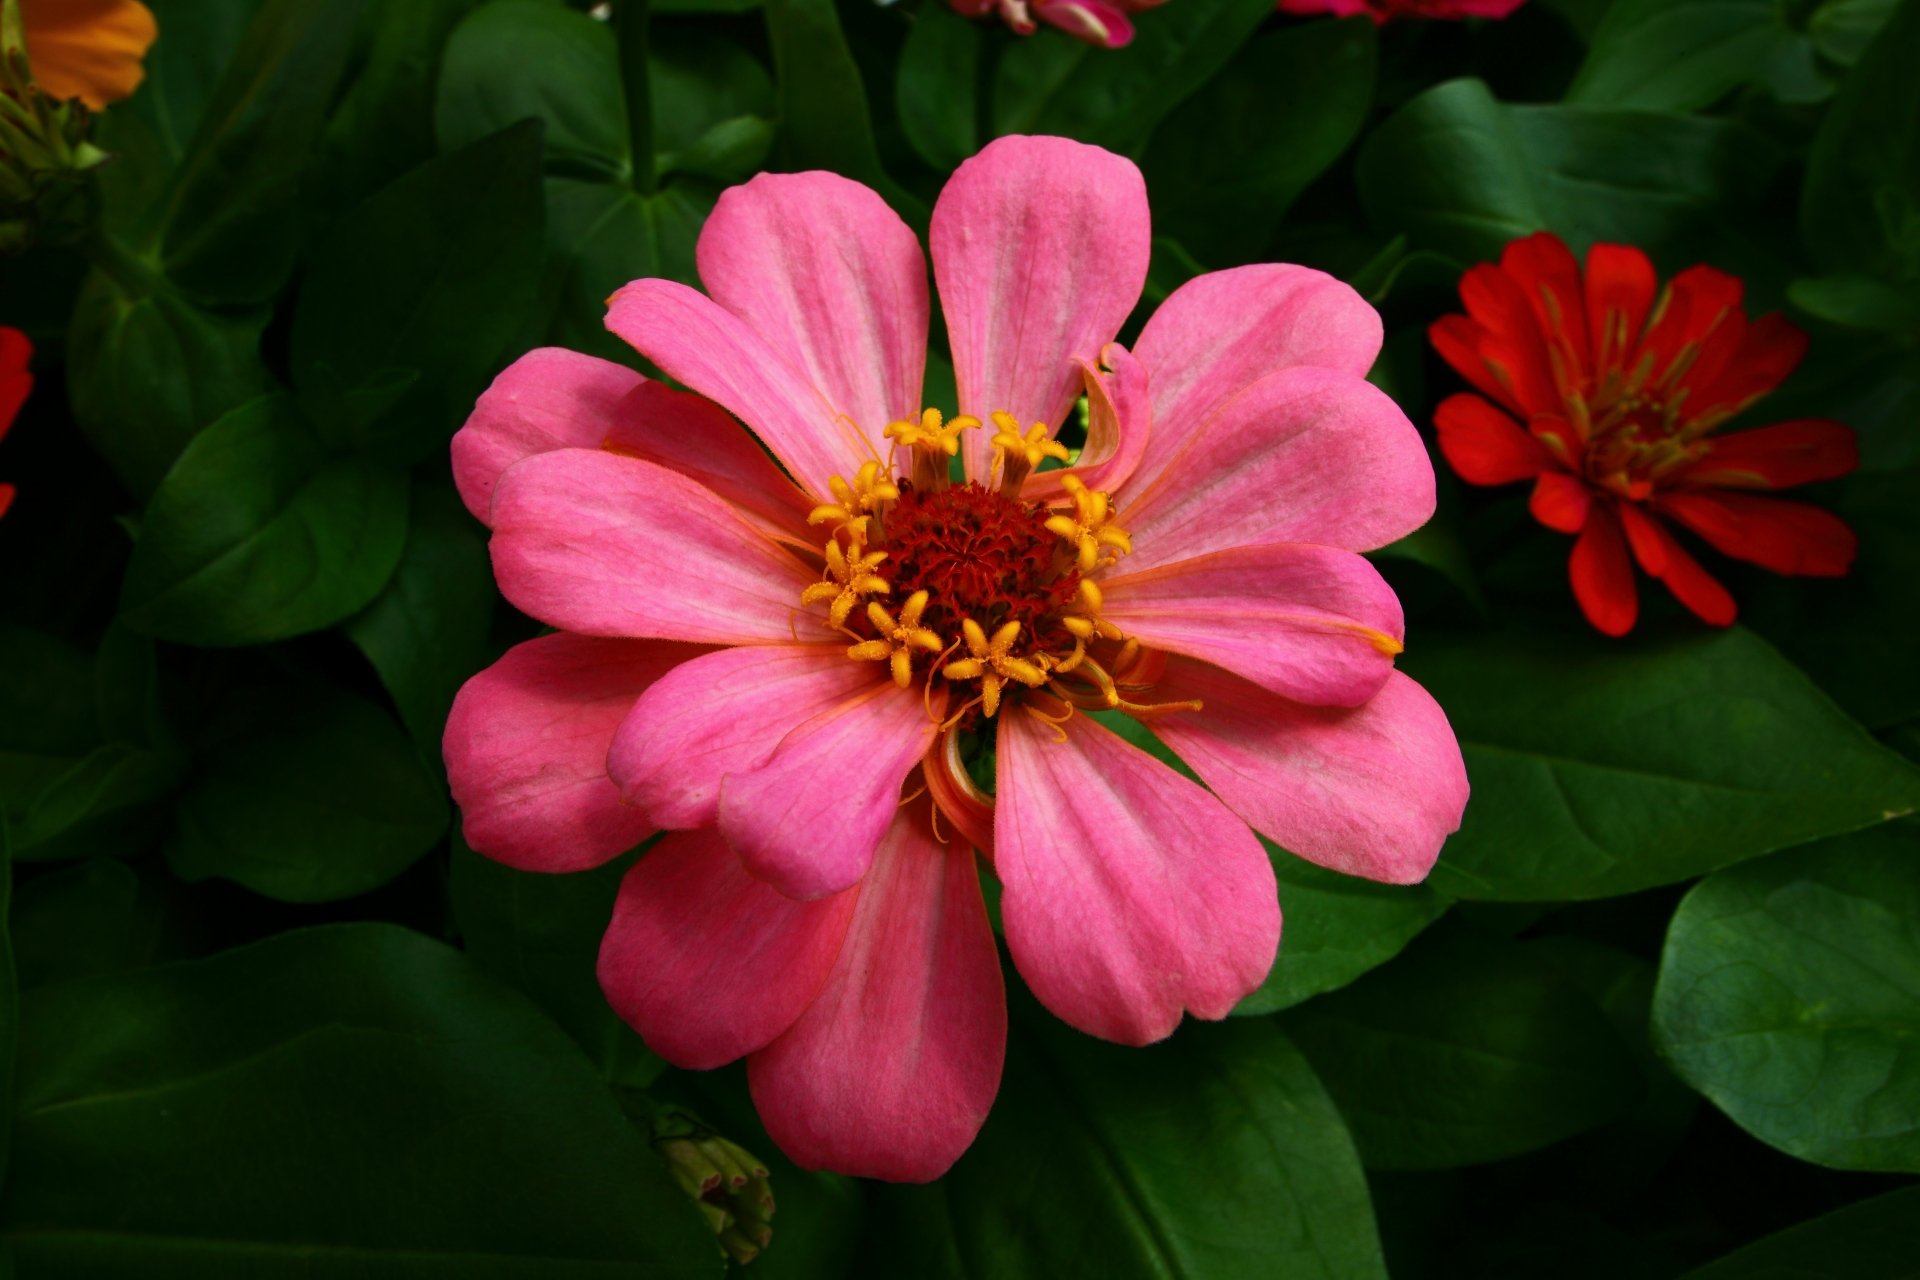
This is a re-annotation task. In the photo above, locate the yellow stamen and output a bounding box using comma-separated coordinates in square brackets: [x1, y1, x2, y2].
[800, 536, 890, 628]
[884, 408, 980, 458]
[807, 460, 899, 530]
[1044, 474, 1133, 573]
[989, 411, 1071, 473]
[943, 617, 1049, 718]
[847, 590, 944, 688]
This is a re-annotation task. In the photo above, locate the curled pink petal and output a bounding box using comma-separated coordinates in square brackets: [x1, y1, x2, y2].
[599, 827, 859, 1070]
[608, 644, 879, 830]
[445, 633, 702, 872]
[1022, 343, 1151, 503]
[1150, 660, 1468, 884]
[1100, 542, 1405, 707]
[699, 171, 928, 447]
[1035, 0, 1137, 47]
[995, 711, 1279, 1045]
[488, 449, 823, 644]
[931, 135, 1150, 482]
[750, 809, 1005, 1181]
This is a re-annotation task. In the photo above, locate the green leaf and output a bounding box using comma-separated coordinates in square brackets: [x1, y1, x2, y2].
[450, 839, 665, 1087]
[167, 687, 448, 903]
[895, 3, 983, 173]
[438, 1, 629, 178]
[1788, 273, 1920, 333]
[1144, 17, 1378, 265]
[10, 860, 161, 991]
[1802, 0, 1920, 284]
[1356, 78, 1781, 265]
[1, 924, 723, 1276]
[1285, 925, 1641, 1170]
[8, 743, 188, 864]
[1652, 822, 1920, 1172]
[764, 0, 912, 212]
[542, 178, 715, 362]
[64, 268, 271, 500]
[1236, 843, 1449, 1016]
[118, 395, 410, 647]
[1806, 0, 1901, 64]
[991, 0, 1275, 153]
[345, 477, 496, 749]
[1402, 625, 1920, 901]
[649, 26, 775, 183]
[873, 1009, 1387, 1280]
[291, 123, 546, 462]
[1567, 0, 1826, 112]
[1677, 1184, 1920, 1279]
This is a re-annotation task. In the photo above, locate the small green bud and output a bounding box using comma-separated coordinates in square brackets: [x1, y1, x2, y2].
[649, 1106, 776, 1266]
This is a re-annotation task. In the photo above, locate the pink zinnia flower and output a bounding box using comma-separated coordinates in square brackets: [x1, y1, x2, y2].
[948, 0, 1166, 49]
[1277, 0, 1526, 22]
[444, 135, 1468, 1181]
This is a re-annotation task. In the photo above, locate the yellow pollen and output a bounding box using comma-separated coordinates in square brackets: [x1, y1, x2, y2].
[942, 618, 1050, 718]
[800, 535, 890, 628]
[989, 411, 1071, 471]
[847, 590, 945, 688]
[884, 408, 980, 458]
[1044, 475, 1133, 573]
[808, 460, 899, 530]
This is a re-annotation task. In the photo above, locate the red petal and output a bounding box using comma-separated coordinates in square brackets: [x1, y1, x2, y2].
[1638, 265, 1743, 386]
[1501, 232, 1590, 391]
[1583, 243, 1656, 377]
[1569, 502, 1638, 636]
[1656, 490, 1857, 577]
[1434, 393, 1551, 485]
[1429, 315, 1527, 418]
[1685, 314, 1809, 424]
[0, 482, 14, 520]
[1529, 471, 1591, 533]
[1673, 419, 1858, 491]
[1617, 503, 1736, 627]
[1458, 262, 1563, 417]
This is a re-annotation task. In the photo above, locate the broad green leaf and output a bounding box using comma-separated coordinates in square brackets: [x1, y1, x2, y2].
[764, 0, 895, 194]
[8, 743, 188, 864]
[1402, 625, 1920, 901]
[895, 3, 983, 173]
[1567, 0, 1826, 112]
[1788, 273, 1920, 334]
[291, 123, 546, 462]
[2, 924, 723, 1277]
[1357, 78, 1780, 265]
[0, 627, 93, 757]
[65, 269, 271, 499]
[542, 178, 715, 362]
[1806, 0, 1901, 63]
[1285, 925, 1641, 1170]
[118, 395, 409, 646]
[873, 1009, 1387, 1280]
[1144, 18, 1378, 266]
[345, 477, 496, 749]
[167, 687, 448, 903]
[450, 840, 665, 1087]
[10, 860, 160, 990]
[1236, 843, 1449, 1016]
[991, 0, 1275, 153]
[1678, 1184, 1920, 1279]
[1653, 822, 1920, 1172]
[649, 26, 775, 182]
[1802, 0, 1920, 284]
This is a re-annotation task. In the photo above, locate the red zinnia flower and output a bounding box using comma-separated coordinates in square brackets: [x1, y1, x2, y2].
[1277, 0, 1527, 23]
[1430, 232, 1858, 636]
[0, 327, 33, 520]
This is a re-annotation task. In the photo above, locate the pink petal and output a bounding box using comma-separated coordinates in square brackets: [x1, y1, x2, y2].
[1131, 265, 1382, 496]
[931, 135, 1150, 483]
[720, 681, 942, 899]
[699, 171, 928, 449]
[489, 449, 823, 644]
[1114, 366, 1435, 566]
[608, 643, 879, 830]
[606, 278, 873, 500]
[749, 809, 1004, 1181]
[995, 711, 1279, 1045]
[1035, 0, 1137, 47]
[598, 827, 859, 1070]
[1021, 343, 1151, 503]
[444, 633, 701, 872]
[1100, 542, 1405, 707]
[1149, 659, 1468, 885]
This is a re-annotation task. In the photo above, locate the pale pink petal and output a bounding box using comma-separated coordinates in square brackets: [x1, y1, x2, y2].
[606, 278, 872, 500]
[995, 711, 1279, 1045]
[608, 644, 878, 830]
[452, 348, 641, 526]
[1131, 265, 1383, 495]
[931, 135, 1151, 483]
[699, 171, 928, 450]
[444, 633, 702, 872]
[1100, 543, 1404, 707]
[489, 449, 824, 644]
[749, 809, 1004, 1181]
[720, 682, 942, 899]
[1114, 367, 1435, 565]
[1149, 659, 1468, 884]
[1021, 343, 1151, 503]
[598, 827, 859, 1070]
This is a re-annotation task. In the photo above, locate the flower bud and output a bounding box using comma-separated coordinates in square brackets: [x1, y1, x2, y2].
[650, 1107, 776, 1265]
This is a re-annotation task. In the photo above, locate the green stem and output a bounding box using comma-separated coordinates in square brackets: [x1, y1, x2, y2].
[616, 0, 655, 195]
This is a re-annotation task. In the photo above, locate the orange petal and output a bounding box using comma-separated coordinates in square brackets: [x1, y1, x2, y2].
[22, 0, 158, 109]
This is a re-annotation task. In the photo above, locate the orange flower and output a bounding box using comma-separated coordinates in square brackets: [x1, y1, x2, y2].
[21, 0, 157, 110]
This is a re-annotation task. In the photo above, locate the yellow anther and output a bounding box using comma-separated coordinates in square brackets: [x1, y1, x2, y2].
[942, 617, 1050, 718]
[884, 408, 980, 458]
[801, 536, 890, 628]
[847, 590, 944, 688]
[1044, 474, 1133, 573]
[988, 411, 1071, 471]
[808, 460, 900, 529]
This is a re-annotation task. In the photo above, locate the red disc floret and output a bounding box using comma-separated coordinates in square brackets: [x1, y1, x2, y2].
[886, 481, 1079, 644]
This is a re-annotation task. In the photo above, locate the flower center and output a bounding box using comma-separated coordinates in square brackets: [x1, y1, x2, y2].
[884, 481, 1079, 644]
[1582, 393, 1708, 497]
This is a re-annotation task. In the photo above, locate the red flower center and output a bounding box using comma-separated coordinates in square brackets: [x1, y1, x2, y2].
[884, 480, 1081, 646]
